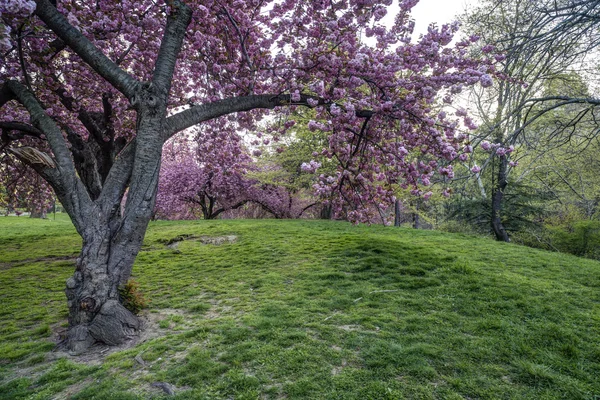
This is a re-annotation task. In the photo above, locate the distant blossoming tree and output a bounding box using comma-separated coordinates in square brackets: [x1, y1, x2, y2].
[155, 129, 254, 220]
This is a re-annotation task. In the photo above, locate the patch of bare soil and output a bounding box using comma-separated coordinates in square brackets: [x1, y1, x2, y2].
[51, 378, 94, 400]
[49, 309, 174, 365]
[0, 256, 76, 270]
[163, 234, 238, 250]
[46, 309, 192, 398]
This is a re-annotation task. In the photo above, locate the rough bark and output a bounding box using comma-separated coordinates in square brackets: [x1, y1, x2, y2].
[491, 157, 511, 242]
[64, 215, 141, 353]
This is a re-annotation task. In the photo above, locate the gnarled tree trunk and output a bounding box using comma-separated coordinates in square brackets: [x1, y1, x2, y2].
[63, 214, 143, 352]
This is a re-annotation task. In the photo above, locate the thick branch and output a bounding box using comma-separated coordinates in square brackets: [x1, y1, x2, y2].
[34, 0, 139, 98]
[210, 199, 249, 219]
[0, 83, 16, 108]
[164, 94, 328, 140]
[6, 81, 72, 174]
[64, 126, 103, 200]
[6, 146, 59, 185]
[152, 2, 192, 97]
[3, 80, 92, 232]
[97, 139, 136, 215]
[0, 122, 43, 139]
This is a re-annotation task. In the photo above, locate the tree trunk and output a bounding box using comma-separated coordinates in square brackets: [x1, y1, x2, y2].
[412, 213, 421, 229]
[412, 200, 421, 229]
[491, 156, 510, 242]
[394, 199, 401, 227]
[320, 203, 332, 220]
[29, 210, 47, 218]
[64, 221, 142, 354]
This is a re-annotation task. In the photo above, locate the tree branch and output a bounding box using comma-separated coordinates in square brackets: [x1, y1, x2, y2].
[0, 83, 16, 108]
[5, 81, 71, 174]
[97, 139, 136, 215]
[152, 1, 192, 97]
[2, 80, 92, 232]
[0, 122, 43, 139]
[33, 0, 139, 98]
[164, 94, 328, 140]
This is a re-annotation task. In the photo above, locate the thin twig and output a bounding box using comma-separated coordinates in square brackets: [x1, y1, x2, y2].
[368, 289, 400, 294]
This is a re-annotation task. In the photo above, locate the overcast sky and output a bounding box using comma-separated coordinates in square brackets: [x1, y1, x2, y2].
[408, 0, 475, 38]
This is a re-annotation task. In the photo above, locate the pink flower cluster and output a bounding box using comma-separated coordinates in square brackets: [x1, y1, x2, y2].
[300, 160, 321, 173]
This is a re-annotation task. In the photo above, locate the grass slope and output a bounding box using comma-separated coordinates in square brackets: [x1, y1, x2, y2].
[0, 216, 599, 399]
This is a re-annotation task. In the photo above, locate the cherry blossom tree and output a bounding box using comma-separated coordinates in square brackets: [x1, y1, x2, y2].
[1, 0, 495, 352]
[155, 130, 254, 220]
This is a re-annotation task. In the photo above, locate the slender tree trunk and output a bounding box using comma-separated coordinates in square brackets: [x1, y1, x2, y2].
[491, 156, 510, 242]
[412, 200, 421, 229]
[394, 199, 401, 227]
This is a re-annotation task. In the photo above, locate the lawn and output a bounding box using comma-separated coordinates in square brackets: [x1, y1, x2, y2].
[1, 215, 599, 399]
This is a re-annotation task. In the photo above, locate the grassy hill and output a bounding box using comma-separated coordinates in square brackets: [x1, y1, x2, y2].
[0, 216, 599, 399]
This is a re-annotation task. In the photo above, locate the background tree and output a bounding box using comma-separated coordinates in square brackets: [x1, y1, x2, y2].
[245, 110, 337, 219]
[155, 129, 254, 220]
[460, 0, 598, 241]
[1, 0, 494, 352]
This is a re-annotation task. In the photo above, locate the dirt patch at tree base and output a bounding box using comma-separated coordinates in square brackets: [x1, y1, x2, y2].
[49, 309, 174, 365]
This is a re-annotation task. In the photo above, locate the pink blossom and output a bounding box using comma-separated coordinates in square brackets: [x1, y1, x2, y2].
[300, 160, 321, 173]
[482, 44, 495, 53]
[307, 98, 319, 107]
[480, 74, 493, 87]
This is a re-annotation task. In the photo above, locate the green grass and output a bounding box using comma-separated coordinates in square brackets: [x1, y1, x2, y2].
[1, 215, 600, 399]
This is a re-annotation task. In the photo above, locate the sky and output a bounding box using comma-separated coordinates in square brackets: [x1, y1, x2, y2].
[408, 0, 475, 38]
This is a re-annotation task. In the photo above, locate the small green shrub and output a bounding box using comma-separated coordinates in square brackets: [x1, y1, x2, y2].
[118, 280, 149, 314]
[549, 220, 600, 260]
[439, 220, 478, 235]
[514, 220, 600, 261]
